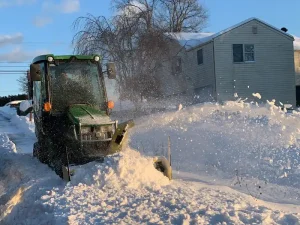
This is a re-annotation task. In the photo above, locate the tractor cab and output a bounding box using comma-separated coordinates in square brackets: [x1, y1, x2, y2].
[29, 55, 115, 115]
[26, 54, 130, 177]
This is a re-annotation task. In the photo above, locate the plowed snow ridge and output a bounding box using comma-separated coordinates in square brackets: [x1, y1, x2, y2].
[0, 101, 300, 224]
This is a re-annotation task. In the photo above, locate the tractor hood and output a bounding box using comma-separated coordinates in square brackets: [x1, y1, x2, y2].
[68, 104, 112, 126]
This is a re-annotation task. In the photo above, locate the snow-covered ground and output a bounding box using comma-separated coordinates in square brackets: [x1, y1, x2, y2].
[1, 100, 300, 225]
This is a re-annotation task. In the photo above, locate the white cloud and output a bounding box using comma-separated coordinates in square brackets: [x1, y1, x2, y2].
[42, 0, 80, 14]
[0, 33, 23, 47]
[33, 16, 53, 27]
[0, 0, 36, 7]
[0, 47, 50, 62]
[60, 0, 80, 13]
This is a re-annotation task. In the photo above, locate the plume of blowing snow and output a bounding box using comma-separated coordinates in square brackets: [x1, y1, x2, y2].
[252, 92, 262, 99]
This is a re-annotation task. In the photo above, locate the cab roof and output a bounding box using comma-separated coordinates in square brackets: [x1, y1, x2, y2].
[32, 54, 100, 64]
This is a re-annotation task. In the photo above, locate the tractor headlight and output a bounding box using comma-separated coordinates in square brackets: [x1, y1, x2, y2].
[94, 56, 100, 62]
[47, 56, 54, 62]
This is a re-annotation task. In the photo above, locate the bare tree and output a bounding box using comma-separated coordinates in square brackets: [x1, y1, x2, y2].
[72, 0, 208, 102]
[158, 0, 208, 32]
[17, 72, 29, 95]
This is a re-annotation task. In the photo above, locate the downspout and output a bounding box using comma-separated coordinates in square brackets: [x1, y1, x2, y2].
[212, 40, 217, 102]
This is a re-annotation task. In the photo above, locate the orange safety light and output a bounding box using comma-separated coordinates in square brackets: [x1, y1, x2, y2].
[107, 100, 114, 109]
[44, 102, 52, 112]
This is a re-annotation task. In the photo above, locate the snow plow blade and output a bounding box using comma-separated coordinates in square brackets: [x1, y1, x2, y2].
[108, 120, 135, 154]
[153, 156, 172, 180]
[61, 120, 135, 182]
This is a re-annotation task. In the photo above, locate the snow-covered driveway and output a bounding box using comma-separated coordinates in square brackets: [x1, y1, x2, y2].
[0, 102, 300, 225]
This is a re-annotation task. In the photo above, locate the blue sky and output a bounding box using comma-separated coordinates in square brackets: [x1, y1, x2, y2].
[0, 0, 300, 97]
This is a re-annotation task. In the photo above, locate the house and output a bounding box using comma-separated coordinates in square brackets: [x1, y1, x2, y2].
[158, 18, 296, 107]
[294, 36, 300, 85]
[294, 36, 300, 105]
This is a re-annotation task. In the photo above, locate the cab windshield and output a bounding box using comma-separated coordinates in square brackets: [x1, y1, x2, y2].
[49, 60, 106, 112]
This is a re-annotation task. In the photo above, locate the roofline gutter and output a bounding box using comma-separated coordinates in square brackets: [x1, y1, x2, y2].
[186, 40, 214, 52]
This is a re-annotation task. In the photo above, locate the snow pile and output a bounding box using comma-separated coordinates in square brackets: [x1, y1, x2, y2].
[130, 99, 300, 204]
[0, 106, 17, 119]
[0, 105, 34, 135]
[0, 106, 35, 153]
[0, 132, 61, 225]
[70, 148, 170, 189]
[1, 99, 300, 224]
[19, 100, 32, 112]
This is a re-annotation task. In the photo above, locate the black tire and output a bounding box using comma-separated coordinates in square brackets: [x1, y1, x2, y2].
[33, 141, 48, 163]
[33, 142, 40, 158]
[53, 157, 64, 179]
[39, 136, 56, 164]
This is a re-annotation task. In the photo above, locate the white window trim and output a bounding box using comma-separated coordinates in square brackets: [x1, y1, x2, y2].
[244, 44, 255, 62]
[233, 44, 255, 63]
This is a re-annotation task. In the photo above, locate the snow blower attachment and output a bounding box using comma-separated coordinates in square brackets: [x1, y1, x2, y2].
[22, 54, 172, 181]
[153, 136, 172, 180]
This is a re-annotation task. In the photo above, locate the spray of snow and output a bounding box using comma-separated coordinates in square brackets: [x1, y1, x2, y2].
[252, 92, 262, 99]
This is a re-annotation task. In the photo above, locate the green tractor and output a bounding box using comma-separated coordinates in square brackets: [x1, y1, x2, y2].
[23, 54, 136, 180]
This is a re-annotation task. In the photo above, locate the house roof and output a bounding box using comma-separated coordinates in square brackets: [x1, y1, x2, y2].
[167, 17, 294, 51]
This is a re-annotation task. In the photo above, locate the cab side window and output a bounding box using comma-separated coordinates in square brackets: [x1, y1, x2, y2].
[32, 63, 45, 114]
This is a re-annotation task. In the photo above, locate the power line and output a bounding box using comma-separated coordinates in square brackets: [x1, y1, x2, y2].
[21, 41, 68, 44]
[0, 65, 29, 68]
[4, 41, 68, 45]
[0, 62, 31, 64]
[0, 70, 27, 72]
[0, 90, 20, 92]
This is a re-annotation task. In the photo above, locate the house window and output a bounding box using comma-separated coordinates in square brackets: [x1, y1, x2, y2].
[244, 44, 255, 61]
[172, 56, 182, 73]
[233, 44, 255, 62]
[197, 49, 203, 65]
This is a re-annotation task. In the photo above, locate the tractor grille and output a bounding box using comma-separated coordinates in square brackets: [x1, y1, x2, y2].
[81, 141, 110, 158]
[81, 132, 113, 141]
[80, 124, 114, 142]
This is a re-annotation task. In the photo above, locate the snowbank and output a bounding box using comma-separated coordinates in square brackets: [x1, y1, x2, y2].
[1, 99, 300, 224]
[0, 106, 17, 119]
[0, 106, 35, 154]
[0, 105, 34, 135]
[19, 100, 32, 112]
[70, 148, 170, 189]
[130, 99, 300, 204]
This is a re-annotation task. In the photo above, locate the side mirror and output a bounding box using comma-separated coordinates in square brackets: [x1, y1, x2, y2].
[30, 64, 41, 81]
[18, 100, 33, 116]
[106, 62, 116, 79]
